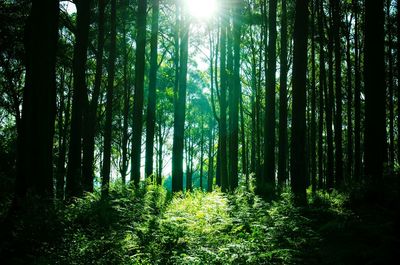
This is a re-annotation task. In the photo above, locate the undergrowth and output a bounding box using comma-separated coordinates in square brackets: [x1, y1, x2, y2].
[0, 182, 398, 264]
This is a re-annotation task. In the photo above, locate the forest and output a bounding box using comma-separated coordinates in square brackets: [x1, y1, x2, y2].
[0, 0, 399, 264]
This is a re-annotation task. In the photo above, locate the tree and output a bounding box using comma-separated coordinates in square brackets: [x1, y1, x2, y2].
[264, 0, 277, 197]
[82, 0, 106, 193]
[172, 1, 189, 192]
[101, 0, 117, 197]
[15, 0, 59, 204]
[66, 0, 92, 199]
[278, 0, 288, 191]
[332, 0, 343, 186]
[290, 0, 309, 205]
[131, 0, 147, 186]
[145, 0, 160, 181]
[229, 0, 242, 190]
[364, 0, 385, 182]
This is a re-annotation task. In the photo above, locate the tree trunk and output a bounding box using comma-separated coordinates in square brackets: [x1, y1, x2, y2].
[130, 0, 147, 186]
[291, 0, 309, 205]
[56, 72, 72, 200]
[207, 116, 214, 192]
[120, 0, 130, 184]
[264, 0, 277, 198]
[311, 0, 317, 194]
[66, 0, 91, 199]
[326, 4, 334, 190]
[364, 0, 385, 182]
[332, 0, 343, 187]
[82, 0, 105, 193]
[317, 0, 325, 189]
[219, 1, 228, 192]
[101, 0, 117, 197]
[15, 0, 59, 204]
[145, 0, 160, 181]
[353, 0, 362, 180]
[278, 0, 288, 191]
[172, 3, 189, 192]
[345, 15, 353, 181]
[229, 0, 241, 190]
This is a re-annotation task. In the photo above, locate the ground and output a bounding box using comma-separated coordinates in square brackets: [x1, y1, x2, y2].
[0, 183, 399, 264]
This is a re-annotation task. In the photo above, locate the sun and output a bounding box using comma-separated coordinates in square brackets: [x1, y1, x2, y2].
[185, 0, 218, 20]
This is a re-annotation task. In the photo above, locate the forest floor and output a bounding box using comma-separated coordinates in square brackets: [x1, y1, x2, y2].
[0, 182, 399, 265]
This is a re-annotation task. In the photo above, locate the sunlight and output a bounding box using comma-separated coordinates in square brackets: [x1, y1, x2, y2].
[185, 0, 218, 20]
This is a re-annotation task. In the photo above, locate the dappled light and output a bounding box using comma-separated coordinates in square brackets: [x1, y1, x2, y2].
[1, 0, 399, 264]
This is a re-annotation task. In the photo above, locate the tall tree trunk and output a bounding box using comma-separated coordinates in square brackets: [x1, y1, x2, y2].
[311, 0, 317, 194]
[219, 1, 228, 192]
[364, 0, 385, 182]
[278, 0, 288, 191]
[172, 3, 189, 192]
[291, 0, 309, 205]
[120, 0, 130, 184]
[207, 116, 214, 192]
[56, 73, 72, 200]
[264, 0, 277, 198]
[332, 0, 343, 187]
[82, 0, 105, 193]
[66, 0, 91, 198]
[326, 4, 334, 190]
[145, 0, 160, 181]
[240, 93, 248, 187]
[229, 0, 241, 190]
[353, 0, 362, 180]
[345, 15, 353, 181]
[101, 0, 117, 197]
[317, 0, 326, 189]
[15, 0, 59, 204]
[200, 118, 204, 191]
[130, 0, 147, 186]
[386, 0, 395, 172]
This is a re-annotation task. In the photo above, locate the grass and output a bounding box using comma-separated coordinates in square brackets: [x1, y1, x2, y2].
[0, 182, 398, 264]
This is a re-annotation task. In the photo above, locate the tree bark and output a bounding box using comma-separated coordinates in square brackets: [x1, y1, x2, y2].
[130, 0, 147, 186]
[364, 0, 385, 182]
[101, 0, 117, 197]
[291, 0, 309, 205]
[145, 0, 160, 181]
[66, 0, 91, 198]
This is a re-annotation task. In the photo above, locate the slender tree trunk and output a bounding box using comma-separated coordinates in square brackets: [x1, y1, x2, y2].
[229, 0, 241, 190]
[398, 0, 400, 165]
[326, 5, 335, 190]
[278, 0, 288, 191]
[240, 93, 248, 187]
[353, 0, 362, 180]
[208, 116, 214, 192]
[120, 1, 130, 184]
[130, 0, 147, 186]
[101, 0, 117, 197]
[311, 0, 317, 194]
[82, 0, 105, 193]
[66, 0, 91, 199]
[317, 0, 326, 189]
[364, 0, 385, 182]
[264, 0, 277, 198]
[219, 1, 229, 192]
[291, 0, 309, 205]
[386, 0, 395, 172]
[145, 0, 160, 181]
[56, 73, 72, 200]
[172, 3, 189, 192]
[200, 118, 204, 191]
[345, 16, 353, 181]
[332, 0, 343, 187]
